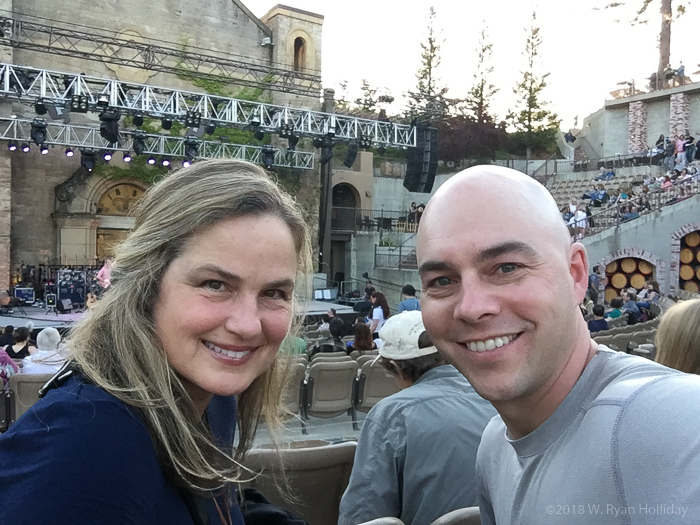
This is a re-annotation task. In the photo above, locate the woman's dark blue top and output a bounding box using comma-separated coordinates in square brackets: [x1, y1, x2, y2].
[0, 375, 244, 525]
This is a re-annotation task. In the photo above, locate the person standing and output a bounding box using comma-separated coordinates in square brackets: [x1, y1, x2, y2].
[398, 284, 421, 313]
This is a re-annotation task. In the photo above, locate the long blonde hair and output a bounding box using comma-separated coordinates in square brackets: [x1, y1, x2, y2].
[69, 159, 312, 493]
[655, 299, 700, 374]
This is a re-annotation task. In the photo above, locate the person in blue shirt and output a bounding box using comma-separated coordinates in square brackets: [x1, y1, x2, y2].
[0, 160, 313, 525]
[398, 284, 421, 313]
[587, 305, 609, 333]
[622, 290, 641, 323]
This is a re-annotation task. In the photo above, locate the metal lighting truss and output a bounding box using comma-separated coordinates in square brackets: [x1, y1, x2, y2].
[0, 15, 322, 97]
[0, 63, 416, 148]
[0, 117, 315, 169]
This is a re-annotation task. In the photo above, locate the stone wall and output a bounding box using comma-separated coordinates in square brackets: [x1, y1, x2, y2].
[627, 101, 647, 153]
[669, 93, 690, 137]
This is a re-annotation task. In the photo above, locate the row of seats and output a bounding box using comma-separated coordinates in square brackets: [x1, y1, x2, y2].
[0, 373, 53, 432]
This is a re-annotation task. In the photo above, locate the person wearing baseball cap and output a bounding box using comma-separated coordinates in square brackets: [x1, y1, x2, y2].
[339, 311, 496, 525]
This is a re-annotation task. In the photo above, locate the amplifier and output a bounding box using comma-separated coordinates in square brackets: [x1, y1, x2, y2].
[14, 287, 35, 305]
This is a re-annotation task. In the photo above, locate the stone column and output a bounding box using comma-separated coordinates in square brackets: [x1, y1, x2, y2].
[52, 215, 101, 266]
[627, 101, 647, 153]
[669, 93, 690, 138]
[0, 153, 10, 291]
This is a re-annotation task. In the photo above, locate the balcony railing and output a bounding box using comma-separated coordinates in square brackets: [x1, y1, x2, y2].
[374, 245, 418, 270]
[331, 207, 419, 234]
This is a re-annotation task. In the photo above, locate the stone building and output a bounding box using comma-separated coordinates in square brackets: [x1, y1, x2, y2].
[0, 1, 324, 292]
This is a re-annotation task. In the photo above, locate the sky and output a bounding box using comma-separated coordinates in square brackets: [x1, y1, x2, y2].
[244, 0, 698, 129]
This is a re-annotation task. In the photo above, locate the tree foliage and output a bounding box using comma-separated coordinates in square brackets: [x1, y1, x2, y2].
[506, 12, 560, 156]
[354, 79, 379, 113]
[406, 6, 450, 124]
[462, 27, 499, 125]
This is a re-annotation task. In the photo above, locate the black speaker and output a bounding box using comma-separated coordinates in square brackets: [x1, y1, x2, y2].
[57, 298, 73, 313]
[403, 125, 438, 193]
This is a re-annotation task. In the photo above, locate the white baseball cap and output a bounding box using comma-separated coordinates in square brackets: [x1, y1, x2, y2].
[373, 310, 438, 363]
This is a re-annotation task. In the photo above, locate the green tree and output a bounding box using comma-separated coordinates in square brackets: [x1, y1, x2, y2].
[406, 6, 450, 124]
[334, 80, 352, 113]
[354, 79, 378, 113]
[507, 12, 560, 159]
[462, 26, 498, 124]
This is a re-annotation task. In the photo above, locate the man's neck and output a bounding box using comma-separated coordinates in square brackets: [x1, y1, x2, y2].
[495, 338, 598, 440]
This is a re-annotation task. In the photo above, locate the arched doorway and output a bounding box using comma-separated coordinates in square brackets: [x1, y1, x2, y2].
[293, 37, 306, 71]
[95, 182, 146, 259]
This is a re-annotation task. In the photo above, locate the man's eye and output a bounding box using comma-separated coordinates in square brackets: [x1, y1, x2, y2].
[497, 263, 518, 274]
[264, 289, 289, 300]
[204, 280, 224, 290]
[428, 277, 453, 288]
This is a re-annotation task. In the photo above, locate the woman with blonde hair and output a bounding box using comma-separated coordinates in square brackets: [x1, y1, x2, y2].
[655, 299, 700, 374]
[0, 159, 312, 524]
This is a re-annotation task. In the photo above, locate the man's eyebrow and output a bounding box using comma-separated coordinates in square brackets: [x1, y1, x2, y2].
[418, 261, 455, 276]
[475, 241, 539, 263]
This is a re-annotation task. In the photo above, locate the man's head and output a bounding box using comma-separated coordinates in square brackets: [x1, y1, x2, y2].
[417, 165, 590, 409]
[592, 305, 605, 318]
[329, 318, 345, 339]
[623, 291, 637, 303]
[402, 284, 417, 298]
[610, 298, 623, 309]
[3, 325, 13, 335]
[376, 311, 445, 386]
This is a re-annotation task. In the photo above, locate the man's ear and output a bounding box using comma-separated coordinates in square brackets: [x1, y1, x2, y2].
[570, 243, 589, 304]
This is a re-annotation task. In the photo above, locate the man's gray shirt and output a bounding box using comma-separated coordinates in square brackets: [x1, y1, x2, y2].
[339, 364, 496, 525]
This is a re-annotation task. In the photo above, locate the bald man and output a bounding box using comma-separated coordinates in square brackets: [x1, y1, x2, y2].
[417, 166, 700, 524]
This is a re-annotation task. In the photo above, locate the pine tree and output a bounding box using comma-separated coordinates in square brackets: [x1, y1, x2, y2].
[406, 6, 450, 124]
[334, 80, 351, 113]
[463, 27, 498, 125]
[354, 79, 378, 113]
[507, 12, 560, 159]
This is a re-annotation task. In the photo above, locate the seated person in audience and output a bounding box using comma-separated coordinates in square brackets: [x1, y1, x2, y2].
[0, 346, 18, 391]
[339, 311, 496, 525]
[398, 284, 421, 313]
[587, 305, 609, 333]
[317, 313, 331, 332]
[309, 318, 346, 356]
[0, 325, 14, 347]
[346, 322, 377, 354]
[622, 291, 641, 323]
[279, 334, 307, 355]
[416, 165, 700, 525]
[655, 299, 700, 374]
[0, 159, 312, 524]
[23, 327, 65, 374]
[636, 280, 660, 307]
[605, 297, 624, 319]
[4, 326, 36, 359]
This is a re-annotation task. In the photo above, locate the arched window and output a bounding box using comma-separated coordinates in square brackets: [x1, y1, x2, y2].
[293, 37, 306, 71]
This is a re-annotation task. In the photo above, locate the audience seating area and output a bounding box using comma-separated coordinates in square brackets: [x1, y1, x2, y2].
[1, 373, 53, 433]
[593, 317, 660, 358]
[549, 172, 646, 207]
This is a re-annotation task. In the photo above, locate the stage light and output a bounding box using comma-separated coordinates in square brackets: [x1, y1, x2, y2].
[99, 110, 120, 143]
[279, 122, 293, 139]
[262, 146, 275, 169]
[182, 159, 192, 168]
[185, 110, 201, 128]
[102, 150, 113, 162]
[147, 156, 156, 165]
[122, 152, 132, 163]
[359, 132, 372, 149]
[30, 118, 47, 146]
[313, 137, 324, 148]
[161, 118, 173, 131]
[250, 114, 261, 127]
[320, 146, 334, 165]
[254, 129, 265, 141]
[377, 145, 387, 156]
[21, 142, 30, 153]
[35, 99, 48, 115]
[65, 148, 74, 157]
[96, 93, 110, 110]
[7, 141, 17, 152]
[40, 145, 49, 155]
[80, 150, 97, 172]
[343, 141, 359, 168]
[132, 113, 144, 127]
[184, 138, 198, 161]
[204, 121, 216, 134]
[132, 131, 146, 156]
[287, 135, 299, 151]
[71, 94, 88, 113]
[161, 158, 171, 167]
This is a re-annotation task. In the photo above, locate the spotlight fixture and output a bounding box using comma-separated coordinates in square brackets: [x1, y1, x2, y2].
[161, 158, 171, 167]
[204, 121, 217, 135]
[40, 145, 49, 155]
[132, 113, 144, 127]
[99, 110, 121, 143]
[279, 122, 294, 139]
[182, 159, 192, 168]
[359, 132, 372, 149]
[65, 148, 74, 157]
[343, 141, 359, 168]
[161, 118, 173, 131]
[34, 99, 48, 115]
[250, 114, 261, 127]
[102, 150, 113, 162]
[147, 156, 156, 165]
[287, 135, 299, 151]
[185, 110, 201, 128]
[70, 94, 89, 113]
[132, 130, 146, 156]
[7, 141, 17, 152]
[313, 137, 324, 148]
[30, 118, 47, 146]
[21, 142, 30, 153]
[254, 129, 265, 141]
[184, 138, 198, 161]
[96, 93, 110, 110]
[262, 146, 276, 169]
[122, 152, 132, 163]
[377, 146, 387, 156]
[80, 150, 97, 172]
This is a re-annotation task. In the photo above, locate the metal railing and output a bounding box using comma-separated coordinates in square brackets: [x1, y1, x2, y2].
[571, 152, 662, 173]
[374, 244, 418, 270]
[578, 178, 700, 239]
[331, 207, 419, 234]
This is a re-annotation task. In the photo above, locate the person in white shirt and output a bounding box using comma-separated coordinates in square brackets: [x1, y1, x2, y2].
[23, 327, 65, 374]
